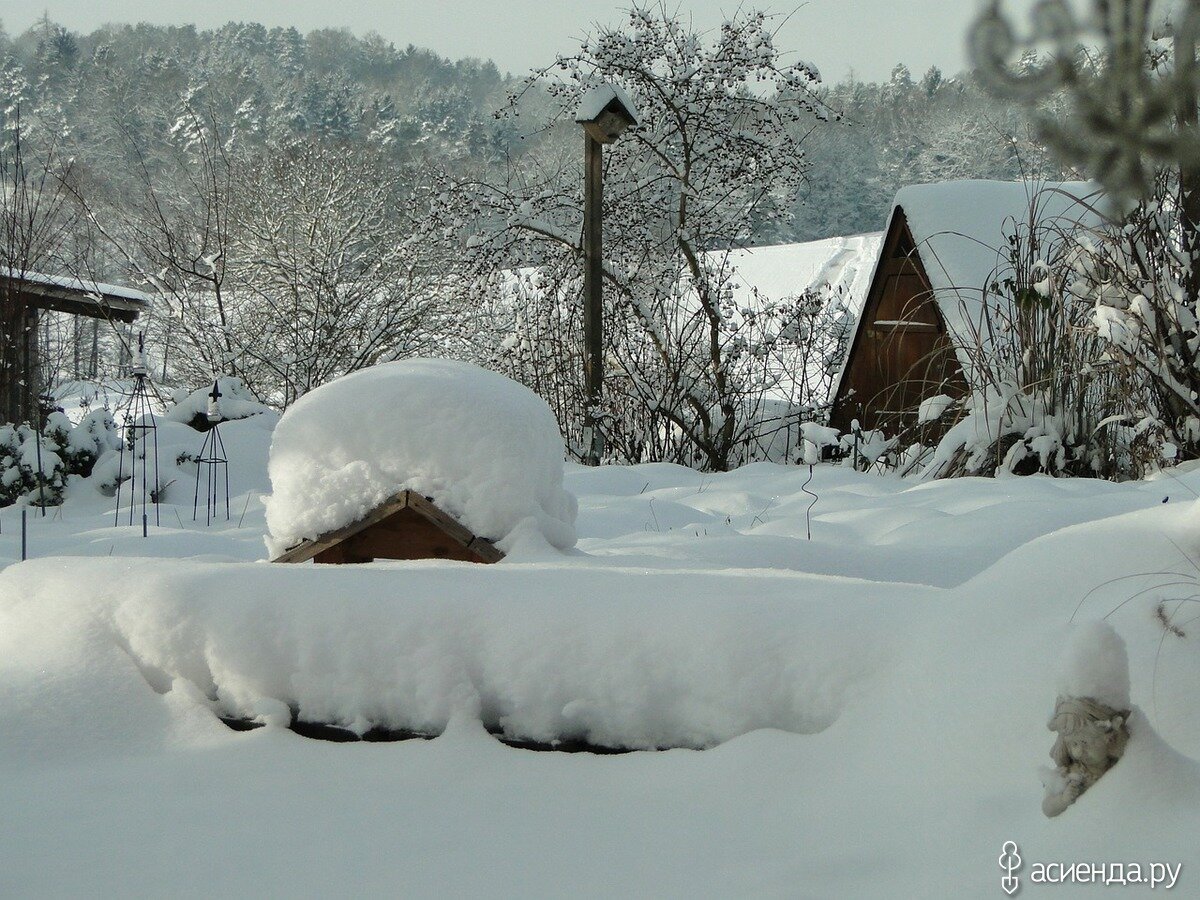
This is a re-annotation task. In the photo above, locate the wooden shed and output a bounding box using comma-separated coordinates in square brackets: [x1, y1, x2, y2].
[272, 489, 504, 565]
[1, 269, 150, 424]
[827, 207, 964, 434]
[828, 180, 1097, 435]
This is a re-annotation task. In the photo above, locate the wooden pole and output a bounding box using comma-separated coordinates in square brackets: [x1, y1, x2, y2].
[582, 132, 605, 466]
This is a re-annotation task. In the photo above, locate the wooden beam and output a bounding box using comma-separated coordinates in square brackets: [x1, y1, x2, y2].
[272, 491, 414, 563]
[13, 284, 146, 323]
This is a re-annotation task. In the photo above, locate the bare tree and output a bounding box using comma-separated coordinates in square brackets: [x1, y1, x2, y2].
[228, 141, 450, 404]
[0, 113, 82, 423]
[446, 5, 832, 470]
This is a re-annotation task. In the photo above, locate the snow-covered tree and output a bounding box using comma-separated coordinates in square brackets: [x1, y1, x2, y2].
[0, 114, 82, 425]
[447, 6, 832, 470]
[969, 0, 1199, 207]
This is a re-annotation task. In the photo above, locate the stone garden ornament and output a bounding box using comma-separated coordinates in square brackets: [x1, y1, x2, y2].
[1042, 694, 1131, 817]
[1041, 620, 1133, 816]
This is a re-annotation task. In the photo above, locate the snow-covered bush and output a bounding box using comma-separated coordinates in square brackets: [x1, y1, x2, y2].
[0, 423, 67, 507]
[264, 359, 578, 557]
[967, 8, 1200, 478]
[1066, 172, 1200, 472]
[0, 405, 118, 506]
[43, 409, 120, 477]
[898, 182, 1169, 480]
[920, 384, 1073, 478]
[487, 267, 856, 469]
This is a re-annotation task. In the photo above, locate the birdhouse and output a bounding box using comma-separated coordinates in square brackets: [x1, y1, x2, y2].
[273, 490, 504, 565]
[575, 84, 639, 144]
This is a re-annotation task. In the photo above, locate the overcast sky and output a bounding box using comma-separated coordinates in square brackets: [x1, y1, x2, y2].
[1, 1, 1038, 83]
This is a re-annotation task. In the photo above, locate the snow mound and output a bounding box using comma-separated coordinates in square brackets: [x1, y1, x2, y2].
[165, 377, 272, 429]
[1057, 620, 1131, 710]
[263, 359, 577, 557]
[0, 558, 880, 754]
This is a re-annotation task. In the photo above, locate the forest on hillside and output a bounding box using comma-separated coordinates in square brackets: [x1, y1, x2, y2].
[0, 15, 1061, 244]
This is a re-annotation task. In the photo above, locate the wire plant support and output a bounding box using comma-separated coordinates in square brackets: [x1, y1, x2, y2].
[114, 332, 161, 537]
[193, 380, 230, 525]
[30, 394, 54, 516]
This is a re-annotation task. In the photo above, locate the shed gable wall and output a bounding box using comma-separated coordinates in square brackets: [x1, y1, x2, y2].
[830, 209, 967, 434]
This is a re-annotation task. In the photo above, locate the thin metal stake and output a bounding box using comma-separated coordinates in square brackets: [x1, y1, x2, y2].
[33, 424, 46, 517]
[21, 508, 27, 560]
[801, 464, 817, 541]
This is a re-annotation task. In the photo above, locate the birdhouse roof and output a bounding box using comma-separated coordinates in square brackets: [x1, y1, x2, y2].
[575, 83, 640, 126]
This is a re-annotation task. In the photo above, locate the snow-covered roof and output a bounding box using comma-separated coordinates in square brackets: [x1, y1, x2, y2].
[263, 359, 578, 559]
[575, 83, 640, 125]
[892, 179, 1101, 359]
[2, 266, 152, 320]
[722, 234, 881, 320]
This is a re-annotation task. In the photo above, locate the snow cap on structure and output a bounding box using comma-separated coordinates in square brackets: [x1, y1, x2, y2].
[165, 376, 272, 427]
[1056, 620, 1131, 710]
[575, 83, 639, 126]
[263, 359, 578, 558]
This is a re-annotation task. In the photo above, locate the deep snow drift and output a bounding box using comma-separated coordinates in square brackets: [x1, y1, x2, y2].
[263, 359, 578, 557]
[1, 415, 1200, 895]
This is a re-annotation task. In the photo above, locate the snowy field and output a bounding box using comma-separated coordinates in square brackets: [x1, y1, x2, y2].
[3, 414, 1200, 896]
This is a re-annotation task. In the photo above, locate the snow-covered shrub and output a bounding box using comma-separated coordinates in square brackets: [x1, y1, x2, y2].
[906, 183, 1163, 480]
[263, 359, 578, 557]
[0, 424, 68, 507]
[917, 382, 1111, 479]
[0, 407, 123, 506]
[43, 409, 120, 477]
[488, 266, 855, 470]
[0, 425, 23, 505]
[165, 377, 273, 431]
[1066, 171, 1200, 473]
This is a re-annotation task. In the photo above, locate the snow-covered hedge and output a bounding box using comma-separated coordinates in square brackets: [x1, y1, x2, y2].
[264, 359, 578, 556]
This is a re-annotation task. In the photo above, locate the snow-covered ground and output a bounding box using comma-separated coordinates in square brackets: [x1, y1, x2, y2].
[2, 414, 1200, 896]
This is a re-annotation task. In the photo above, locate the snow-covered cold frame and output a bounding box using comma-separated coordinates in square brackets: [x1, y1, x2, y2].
[3, 410, 1200, 895]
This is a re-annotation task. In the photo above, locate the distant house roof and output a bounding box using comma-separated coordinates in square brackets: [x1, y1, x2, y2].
[2, 268, 152, 322]
[721, 234, 883, 406]
[721, 233, 882, 322]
